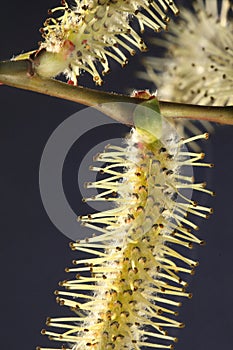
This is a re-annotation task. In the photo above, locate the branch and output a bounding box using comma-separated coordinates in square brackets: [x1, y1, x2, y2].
[159, 102, 233, 126]
[0, 59, 232, 125]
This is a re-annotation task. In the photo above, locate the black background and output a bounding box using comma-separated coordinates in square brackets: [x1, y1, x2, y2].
[0, 1, 233, 349]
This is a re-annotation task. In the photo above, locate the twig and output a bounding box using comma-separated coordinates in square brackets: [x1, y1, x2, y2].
[0, 59, 232, 125]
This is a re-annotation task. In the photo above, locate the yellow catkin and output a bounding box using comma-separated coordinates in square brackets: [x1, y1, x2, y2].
[14, 0, 178, 85]
[140, 0, 233, 106]
[37, 121, 213, 350]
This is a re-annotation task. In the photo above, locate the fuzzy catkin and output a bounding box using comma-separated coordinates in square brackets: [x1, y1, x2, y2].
[140, 0, 233, 106]
[15, 0, 178, 85]
[37, 114, 214, 350]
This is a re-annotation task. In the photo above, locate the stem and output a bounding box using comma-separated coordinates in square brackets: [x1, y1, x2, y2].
[159, 102, 233, 126]
[0, 59, 232, 125]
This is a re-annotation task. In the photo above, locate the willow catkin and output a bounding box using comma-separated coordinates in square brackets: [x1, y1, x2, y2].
[14, 0, 179, 85]
[37, 105, 214, 350]
[140, 0, 233, 106]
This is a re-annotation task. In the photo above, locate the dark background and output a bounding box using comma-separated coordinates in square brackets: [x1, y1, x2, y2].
[0, 1, 232, 349]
